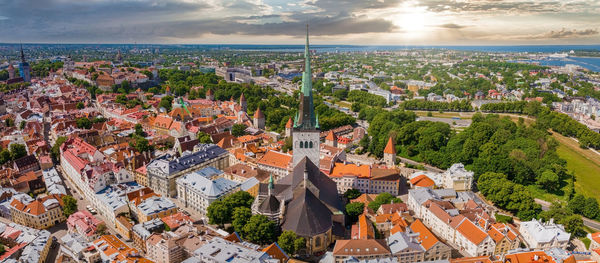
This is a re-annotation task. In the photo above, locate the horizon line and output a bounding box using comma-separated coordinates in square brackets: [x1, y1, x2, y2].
[1, 43, 600, 47]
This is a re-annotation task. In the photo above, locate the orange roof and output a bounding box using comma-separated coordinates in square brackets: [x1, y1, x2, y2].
[330, 163, 371, 178]
[153, 115, 173, 129]
[591, 232, 600, 244]
[503, 251, 556, 263]
[487, 226, 504, 243]
[410, 219, 440, 250]
[455, 218, 488, 245]
[285, 117, 293, 129]
[94, 235, 153, 263]
[332, 239, 390, 256]
[262, 243, 289, 263]
[352, 194, 378, 204]
[358, 214, 374, 239]
[325, 130, 337, 141]
[161, 212, 192, 230]
[383, 137, 395, 154]
[450, 256, 493, 263]
[238, 135, 260, 144]
[409, 174, 435, 187]
[254, 108, 264, 119]
[257, 150, 291, 169]
[224, 232, 242, 243]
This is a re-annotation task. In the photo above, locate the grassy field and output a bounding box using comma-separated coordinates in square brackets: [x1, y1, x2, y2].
[553, 133, 600, 199]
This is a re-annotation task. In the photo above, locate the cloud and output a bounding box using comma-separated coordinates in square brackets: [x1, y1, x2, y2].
[435, 23, 467, 29]
[543, 28, 599, 38]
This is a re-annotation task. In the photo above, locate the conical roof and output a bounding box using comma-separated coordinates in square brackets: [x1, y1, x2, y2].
[282, 187, 332, 237]
[325, 130, 337, 141]
[254, 108, 265, 119]
[258, 194, 280, 214]
[384, 137, 396, 154]
[285, 117, 293, 129]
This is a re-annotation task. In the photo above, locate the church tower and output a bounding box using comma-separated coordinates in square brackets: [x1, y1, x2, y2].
[19, 45, 31, 83]
[292, 25, 320, 167]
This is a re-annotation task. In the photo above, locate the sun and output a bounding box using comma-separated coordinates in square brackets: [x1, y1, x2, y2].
[391, 2, 430, 39]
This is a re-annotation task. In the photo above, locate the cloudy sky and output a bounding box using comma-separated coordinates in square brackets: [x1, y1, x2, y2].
[1, 0, 599, 45]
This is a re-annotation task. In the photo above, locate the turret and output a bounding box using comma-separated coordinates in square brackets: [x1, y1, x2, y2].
[253, 108, 265, 130]
[383, 136, 396, 167]
[240, 93, 247, 112]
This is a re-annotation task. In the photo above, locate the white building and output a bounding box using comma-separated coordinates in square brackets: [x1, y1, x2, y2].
[176, 171, 240, 215]
[442, 163, 473, 191]
[519, 219, 570, 250]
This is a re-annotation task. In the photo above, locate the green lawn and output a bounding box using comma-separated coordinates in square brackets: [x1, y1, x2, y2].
[556, 143, 600, 199]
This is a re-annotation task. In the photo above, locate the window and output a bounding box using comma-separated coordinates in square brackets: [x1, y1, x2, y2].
[309, 141, 313, 148]
[315, 236, 321, 247]
[299, 141, 303, 148]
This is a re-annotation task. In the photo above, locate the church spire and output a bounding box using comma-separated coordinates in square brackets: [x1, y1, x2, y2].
[295, 24, 317, 130]
[20, 44, 26, 63]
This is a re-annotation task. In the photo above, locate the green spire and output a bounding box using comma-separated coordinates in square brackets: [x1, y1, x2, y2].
[268, 174, 274, 189]
[295, 24, 317, 130]
[301, 24, 312, 97]
[315, 113, 319, 129]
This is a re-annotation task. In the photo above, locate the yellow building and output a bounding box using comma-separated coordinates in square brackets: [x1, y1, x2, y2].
[10, 194, 66, 229]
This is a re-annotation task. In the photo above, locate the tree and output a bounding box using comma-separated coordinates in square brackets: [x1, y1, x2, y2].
[537, 170, 559, 192]
[346, 202, 365, 222]
[368, 192, 402, 212]
[232, 207, 252, 234]
[51, 136, 67, 162]
[568, 194, 586, 214]
[242, 215, 278, 245]
[130, 135, 152, 153]
[19, 121, 26, 130]
[62, 195, 78, 218]
[207, 200, 230, 227]
[561, 214, 586, 237]
[159, 96, 174, 112]
[223, 191, 254, 209]
[344, 189, 361, 200]
[9, 144, 27, 160]
[0, 244, 4, 255]
[76, 117, 92, 129]
[134, 124, 146, 137]
[584, 197, 600, 219]
[231, 124, 247, 137]
[278, 230, 306, 255]
[0, 149, 10, 165]
[76, 102, 85, 109]
[197, 131, 212, 144]
[96, 223, 108, 235]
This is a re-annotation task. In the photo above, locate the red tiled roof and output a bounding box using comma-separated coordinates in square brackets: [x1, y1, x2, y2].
[409, 174, 435, 187]
[456, 218, 488, 245]
[383, 137, 395, 154]
[410, 219, 440, 250]
[257, 150, 291, 169]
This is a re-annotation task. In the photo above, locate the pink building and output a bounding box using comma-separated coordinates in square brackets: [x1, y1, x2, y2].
[67, 210, 104, 241]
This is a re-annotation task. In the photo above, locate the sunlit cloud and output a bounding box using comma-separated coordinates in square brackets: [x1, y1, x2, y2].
[0, 0, 598, 44]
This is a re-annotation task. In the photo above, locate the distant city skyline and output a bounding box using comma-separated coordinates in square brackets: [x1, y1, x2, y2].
[1, 0, 599, 45]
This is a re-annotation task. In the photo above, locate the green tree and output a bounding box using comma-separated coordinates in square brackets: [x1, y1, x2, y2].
[9, 144, 27, 160]
[51, 136, 68, 162]
[76, 102, 85, 109]
[568, 194, 586, 214]
[0, 244, 4, 255]
[197, 131, 212, 144]
[223, 191, 254, 209]
[0, 149, 10, 165]
[76, 117, 92, 129]
[344, 189, 362, 200]
[129, 135, 151, 153]
[232, 207, 252, 234]
[134, 124, 146, 137]
[561, 214, 586, 237]
[242, 215, 277, 245]
[368, 192, 402, 212]
[346, 202, 365, 222]
[159, 96, 174, 112]
[19, 121, 26, 130]
[584, 197, 600, 219]
[278, 230, 306, 255]
[537, 170, 559, 192]
[206, 200, 230, 227]
[231, 124, 247, 137]
[62, 195, 78, 218]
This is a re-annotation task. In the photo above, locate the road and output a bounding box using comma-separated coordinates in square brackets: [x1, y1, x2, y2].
[535, 198, 600, 231]
[397, 156, 445, 173]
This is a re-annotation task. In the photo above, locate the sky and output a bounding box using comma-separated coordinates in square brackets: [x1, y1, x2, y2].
[1, 0, 599, 45]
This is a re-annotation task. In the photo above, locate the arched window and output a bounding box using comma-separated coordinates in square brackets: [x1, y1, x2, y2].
[309, 141, 313, 148]
[315, 236, 321, 247]
[299, 141, 303, 148]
